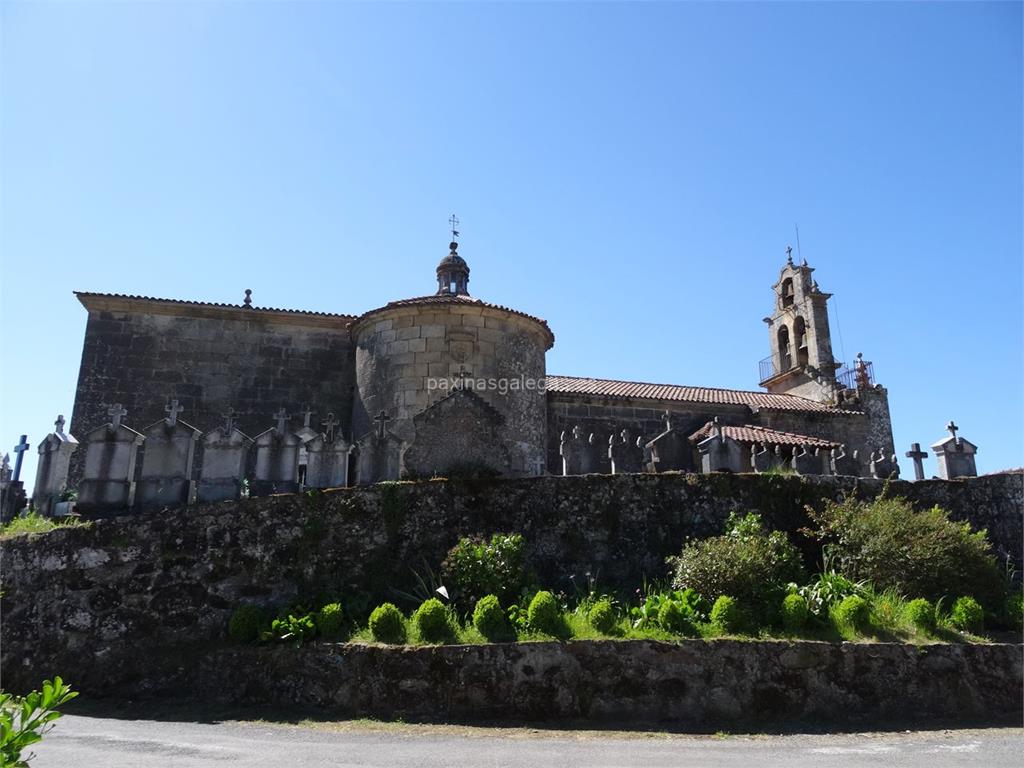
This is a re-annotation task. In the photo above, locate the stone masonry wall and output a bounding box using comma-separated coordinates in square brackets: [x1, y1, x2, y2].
[69, 298, 356, 484]
[1, 472, 1020, 698]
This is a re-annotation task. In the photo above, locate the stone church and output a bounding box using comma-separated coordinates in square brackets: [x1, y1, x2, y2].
[68, 240, 895, 485]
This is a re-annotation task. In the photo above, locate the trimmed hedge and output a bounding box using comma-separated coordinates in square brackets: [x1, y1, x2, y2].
[369, 603, 406, 644]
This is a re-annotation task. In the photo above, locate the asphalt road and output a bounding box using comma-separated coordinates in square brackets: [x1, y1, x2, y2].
[29, 716, 1023, 768]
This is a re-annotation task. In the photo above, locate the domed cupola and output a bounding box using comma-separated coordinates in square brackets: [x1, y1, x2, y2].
[436, 241, 470, 296]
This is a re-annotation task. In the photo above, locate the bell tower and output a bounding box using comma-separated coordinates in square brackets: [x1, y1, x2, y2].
[760, 247, 838, 400]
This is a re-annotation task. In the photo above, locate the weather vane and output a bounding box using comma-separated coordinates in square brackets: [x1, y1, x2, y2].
[449, 213, 460, 241]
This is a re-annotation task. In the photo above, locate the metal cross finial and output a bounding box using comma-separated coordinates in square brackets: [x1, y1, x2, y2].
[274, 407, 290, 435]
[946, 421, 959, 439]
[165, 399, 184, 426]
[54, 415, 66, 434]
[785, 245, 793, 264]
[449, 214, 460, 241]
[12, 435, 29, 482]
[222, 408, 237, 434]
[321, 412, 339, 442]
[374, 409, 391, 441]
[107, 403, 128, 430]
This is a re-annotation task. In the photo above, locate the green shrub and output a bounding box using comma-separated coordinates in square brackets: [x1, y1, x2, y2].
[473, 594, 513, 641]
[904, 598, 935, 632]
[630, 588, 701, 630]
[658, 600, 697, 636]
[262, 613, 317, 645]
[1, 677, 78, 767]
[587, 599, 617, 634]
[670, 512, 806, 622]
[441, 533, 529, 609]
[315, 603, 344, 639]
[710, 595, 745, 634]
[527, 590, 563, 636]
[807, 495, 1004, 608]
[413, 598, 452, 642]
[832, 595, 870, 633]
[1005, 592, 1023, 631]
[228, 605, 266, 643]
[781, 593, 809, 632]
[369, 602, 406, 644]
[950, 596, 984, 633]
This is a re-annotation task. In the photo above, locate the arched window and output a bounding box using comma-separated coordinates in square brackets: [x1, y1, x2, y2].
[780, 278, 795, 308]
[794, 316, 808, 367]
[777, 325, 791, 370]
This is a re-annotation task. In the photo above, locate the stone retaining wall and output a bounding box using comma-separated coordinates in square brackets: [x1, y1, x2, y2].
[1, 472, 1020, 701]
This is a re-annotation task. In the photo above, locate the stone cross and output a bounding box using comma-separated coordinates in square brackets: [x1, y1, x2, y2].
[222, 408, 237, 434]
[164, 399, 184, 426]
[108, 403, 128, 430]
[301, 405, 315, 429]
[946, 421, 959, 441]
[321, 412, 339, 442]
[54, 415, 66, 434]
[529, 456, 546, 476]
[374, 409, 391, 440]
[12, 435, 29, 482]
[905, 442, 929, 481]
[274, 408, 290, 435]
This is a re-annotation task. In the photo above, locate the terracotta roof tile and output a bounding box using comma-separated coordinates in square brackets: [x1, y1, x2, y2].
[545, 375, 861, 415]
[688, 422, 839, 449]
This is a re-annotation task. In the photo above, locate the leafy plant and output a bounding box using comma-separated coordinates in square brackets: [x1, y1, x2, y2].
[903, 598, 935, 633]
[315, 603, 345, 639]
[368, 603, 406, 644]
[658, 600, 697, 636]
[390, 560, 448, 610]
[630, 588, 701, 630]
[261, 613, 316, 646]
[441, 533, 529, 609]
[710, 595, 745, 634]
[228, 605, 266, 643]
[527, 590, 564, 636]
[1, 677, 78, 767]
[413, 598, 452, 643]
[473, 595, 514, 641]
[781, 593, 809, 632]
[587, 599, 616, 634]
[670, 512, 806, 622]
[832, 595, 870, 634]
[806, 494, 1004, 609]
[0, 511, 90, 539]
[950, 596, 984, 633]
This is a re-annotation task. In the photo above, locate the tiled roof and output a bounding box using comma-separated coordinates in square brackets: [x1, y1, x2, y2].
[75, 292, 356, 320]
[545, 375, 861, 415]
[688, 421, 839, 449]
[356, 294, 554, 346]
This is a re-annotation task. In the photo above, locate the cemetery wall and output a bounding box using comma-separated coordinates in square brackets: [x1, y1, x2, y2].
[1, 472, 1021, 697]
[69, 295, 357, 483]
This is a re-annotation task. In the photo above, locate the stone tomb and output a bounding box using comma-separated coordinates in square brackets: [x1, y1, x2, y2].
[931, 421, 978, 479]
[830, 445, 861, 477]
[305, 435, 353, 489]
[198, 411, 253, 503]
[33, 416, 79, 516]
[137, 401, 201, 509]
[697, 421, 745, 473]
[645, 413, 692, 473]
[608, 429, 644, 474]
[78, 404, 144, 513]
[560, 425, 599, 476]
[253, 409, 302, 496]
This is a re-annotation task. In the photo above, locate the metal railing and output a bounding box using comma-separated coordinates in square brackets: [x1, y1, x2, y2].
[837, 360, 875, 390]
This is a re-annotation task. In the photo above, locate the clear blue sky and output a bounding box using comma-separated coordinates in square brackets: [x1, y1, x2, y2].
[2, 1, 1021, 487]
